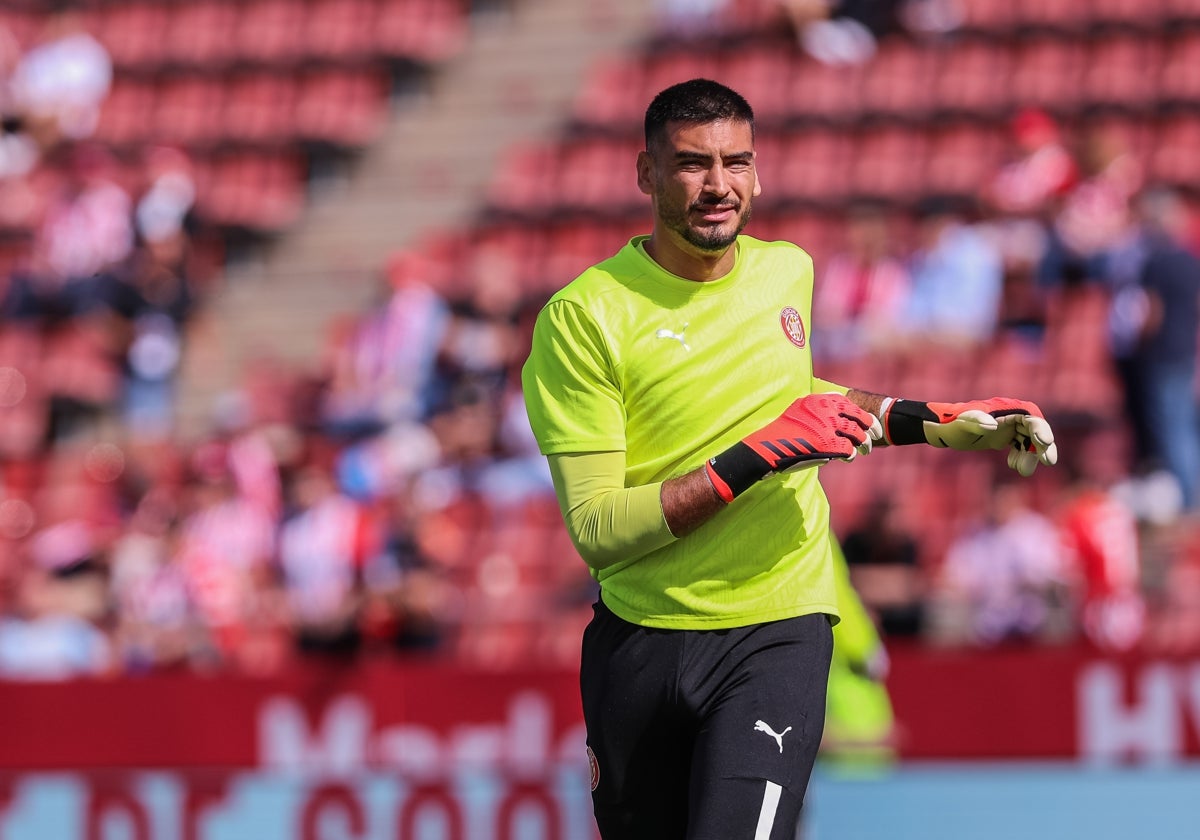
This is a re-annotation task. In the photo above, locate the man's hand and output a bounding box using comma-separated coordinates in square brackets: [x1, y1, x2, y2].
[705, 394, 880, 502]
[882, 397, 1058, 477]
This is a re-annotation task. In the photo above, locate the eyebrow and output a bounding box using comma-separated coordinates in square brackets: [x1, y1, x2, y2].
[672, 150, 755, 163]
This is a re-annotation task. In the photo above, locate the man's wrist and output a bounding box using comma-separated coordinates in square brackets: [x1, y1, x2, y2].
[882, 398, 936, 446]
[705, 443, 769, 503]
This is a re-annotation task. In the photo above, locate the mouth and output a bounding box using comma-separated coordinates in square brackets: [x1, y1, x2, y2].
[693, 204, 738, 223]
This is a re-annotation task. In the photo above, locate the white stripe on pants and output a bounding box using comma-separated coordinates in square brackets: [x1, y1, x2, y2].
[754, 780, 783, 840]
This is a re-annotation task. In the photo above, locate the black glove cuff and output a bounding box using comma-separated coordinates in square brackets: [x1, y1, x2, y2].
[884, 399, 937, 446]
[707, 442, 771, 501]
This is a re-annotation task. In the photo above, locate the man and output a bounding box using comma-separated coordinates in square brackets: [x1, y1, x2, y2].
[521, 79, 1057, 839]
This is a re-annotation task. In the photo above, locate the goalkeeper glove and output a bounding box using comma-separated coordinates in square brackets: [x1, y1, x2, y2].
[880, 397, 1058, 477]
[705, 393, 880, 503]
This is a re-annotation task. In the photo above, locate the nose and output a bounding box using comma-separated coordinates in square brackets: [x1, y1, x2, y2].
[703, 163, 730, 197]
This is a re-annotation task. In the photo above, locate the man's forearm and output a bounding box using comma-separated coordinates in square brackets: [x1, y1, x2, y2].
[661, 466, 727, 537]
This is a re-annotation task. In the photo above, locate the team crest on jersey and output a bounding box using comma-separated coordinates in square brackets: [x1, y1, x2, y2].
[587, 746, 600, 791]
[780, 307, 806, 348]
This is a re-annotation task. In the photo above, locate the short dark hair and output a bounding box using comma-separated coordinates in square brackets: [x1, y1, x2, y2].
[644, 78, 755, 150]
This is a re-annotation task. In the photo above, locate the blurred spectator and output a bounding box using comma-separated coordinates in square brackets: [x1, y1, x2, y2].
[174, 440, 280, 668]
[1058, 459, 1145, 653]
[109, 489, 210, 671]
[1107, 187, 1200, 513]
[983, 109, 1077, 338]
[652, 0, 732, 40]
[321, 252, 449, 439]
[813, 200, 911, 360]
[931, 479, 1072, 646]
[105, 151, 199, 439]
[781, 0, 958, 65]
[0, 564, 112, 680]
[900, 195, 1003, 348]
[840, 493, 926, 638]
[6, 142, 133, 327]
[277, 461, 381, 657]
[9, 9, 111, 151]
[1039, 119, 1141, 289]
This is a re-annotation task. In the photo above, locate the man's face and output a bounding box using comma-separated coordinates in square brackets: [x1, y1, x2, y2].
[637, 119, 760, 255]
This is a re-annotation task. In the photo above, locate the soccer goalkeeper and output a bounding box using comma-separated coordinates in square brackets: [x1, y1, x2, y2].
[521, 78, 1057, 840]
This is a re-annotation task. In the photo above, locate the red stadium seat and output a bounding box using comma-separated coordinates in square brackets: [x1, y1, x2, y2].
[957, 0, 1019, 35]
[1160, 31, 1200, 106]
[375, 0, 467, 64]
[858, 40, 935, 118]
[234, 0, 307, 66]
[152, 75, 226, 148]
[849, 125, 928, 201]
[715, 45, 797, 124]
[1090, 0, 1166, 28]
[295, 66, 390, 148]
[572, 56, 645, 130]
[304, 0, 378, 62]
[92, 0, 169, 70]
[932, 40, 1013, 117]
[1015, 0, 1091, 32]
[486, 141, 560, 215]
[164, 0, 239, 69]
[198, 151, 306, 231]
[1082, 34, 1164, 111]
[222, 72, 301, 146]
[776, 129, 853, 204]
[924, 122, 1004, 197]
[1009, 38, 1087, 114]
[1149, 115, 1200, 189]
[94, 78, 157, 148]
[785, 57, 865, 122]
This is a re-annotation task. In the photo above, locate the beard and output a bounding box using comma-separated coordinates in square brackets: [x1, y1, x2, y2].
[660, 197, 753, 253]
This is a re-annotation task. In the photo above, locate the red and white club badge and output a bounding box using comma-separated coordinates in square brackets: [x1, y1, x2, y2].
[587, 746, 600, 791]
[780, 306, 806, 348]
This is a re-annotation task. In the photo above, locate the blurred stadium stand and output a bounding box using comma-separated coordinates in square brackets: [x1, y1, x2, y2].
[0, 0, 1198, 679]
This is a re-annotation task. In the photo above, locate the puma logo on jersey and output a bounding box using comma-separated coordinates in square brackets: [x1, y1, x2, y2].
[754, 719, 793, 753]
[654, 323, 690, 351]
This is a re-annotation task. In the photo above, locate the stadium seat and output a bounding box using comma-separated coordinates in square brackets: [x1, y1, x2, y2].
[1149, 115, 1200, 189]
[486, 141, 559, 216]
[571, 56, 644, 130]
[305, 0, 378, 62]
[234, 0, 307, 66]
[849, 125, 928, 201]
[164, 0, 239, 69]
[1160, 30, 1200, 106]
[1009, 37, 1087, 115]
[374, 0, 467, 64]
[94, 78, 158, 148]
[1081, 33, 1163, 111]
[1089, 0, 1166, 29]
[223, 72, 300, 147]
[199, 151, 306, 232]
[932, 40, 1013, 118]
[957, 0, 1019, 35]
[715, 44, 797, 125]
[91, 0, 169, 70]
[295, 66, 390, 148]
[152, 74, 226, 149]
[924, 121, 1004, 196]
[1015, 0, 1091, 32]
[787, 57, 865, 123]
[776, 128, 853, 204]
[858, 40, 936, 119]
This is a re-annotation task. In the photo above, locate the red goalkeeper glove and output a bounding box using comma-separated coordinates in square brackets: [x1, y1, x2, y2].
[880, 397, 1058, 476]
[705, 394, 880, 503]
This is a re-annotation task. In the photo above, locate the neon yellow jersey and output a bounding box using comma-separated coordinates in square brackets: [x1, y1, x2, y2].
[522, 234, 846, 629]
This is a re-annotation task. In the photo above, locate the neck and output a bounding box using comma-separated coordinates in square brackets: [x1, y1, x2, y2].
[644, 233, 737, 282]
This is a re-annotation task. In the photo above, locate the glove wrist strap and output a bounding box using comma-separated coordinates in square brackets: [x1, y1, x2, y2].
[883, 399, 937, 446]
[705, 442, 770, 503]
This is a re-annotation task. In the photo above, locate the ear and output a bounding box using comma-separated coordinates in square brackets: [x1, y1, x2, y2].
[636, 150, 654, 196]
[753, 157, 762, 197]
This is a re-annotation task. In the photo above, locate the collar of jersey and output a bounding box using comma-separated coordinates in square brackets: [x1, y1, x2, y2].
[631, 235, 743, 296]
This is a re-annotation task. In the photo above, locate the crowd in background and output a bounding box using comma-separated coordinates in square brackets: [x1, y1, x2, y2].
[1, 3, 1200, 680]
